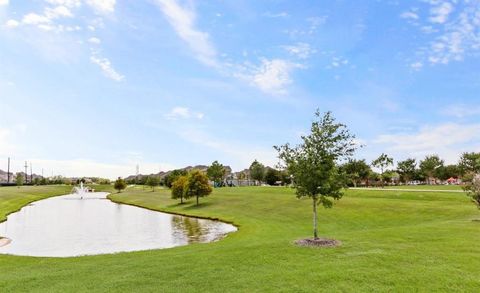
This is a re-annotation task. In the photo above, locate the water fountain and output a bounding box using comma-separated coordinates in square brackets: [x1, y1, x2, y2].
[72, 182, 88, 199]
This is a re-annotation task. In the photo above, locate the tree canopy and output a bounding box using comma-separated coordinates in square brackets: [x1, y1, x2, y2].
[146, 176, 160, 191]
[164, 169, 188, 188]
[397, 158, 416, 184]
[15, 173, 24, 187]
[114, 177, 127, 193]
[420, 155, 444, 184]
[342, 159, 371, 187]
[171, 175, 189, 204]
[459, 152, 480, 177]
[275, 110, 357, 239]
[372, 153, 393, 187]
[249, 160, 266, 184]
[207, 161, 226, 187]
[185, 170, 213, 205]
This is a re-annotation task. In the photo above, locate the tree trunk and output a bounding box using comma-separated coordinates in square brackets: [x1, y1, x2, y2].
[181, 196, 184, 204]
[196, 195, 199, 205]
[313, 197, 318, 239]
[353, 181, 357, 187]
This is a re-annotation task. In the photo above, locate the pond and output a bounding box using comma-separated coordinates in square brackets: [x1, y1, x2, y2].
[0, 192, 237, 257]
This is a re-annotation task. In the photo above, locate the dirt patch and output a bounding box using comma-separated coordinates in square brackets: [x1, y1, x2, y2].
[0, 237, 12, 248]
[295, 238, 341, 248]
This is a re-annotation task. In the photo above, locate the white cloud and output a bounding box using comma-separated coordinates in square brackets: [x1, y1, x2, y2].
[90, 53, 125, 81]
[403, 1, 480, 65]
[22, 13, 51, 25]
[165, 107, 204, 120]
[263, 11, 289, 18]
[283, 43, 316, 59]
[154, 0, 218, 67]
[88, 37, 101, 44]
[45, 0, 81, 8]
[86, 0, 116, 14]
[400, 11, 419, 20]
[5, 19, 19, 28]
[410, 62, 423, 70]
[429, 1, 454, 24]
[241, 59, 301, 95]
[45, 5, 74, 19]
[0, 0, 8, 6]
[375, 123, 480, 163]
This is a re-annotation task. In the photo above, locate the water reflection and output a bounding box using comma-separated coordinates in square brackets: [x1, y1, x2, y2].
[0, 193, 236, 257]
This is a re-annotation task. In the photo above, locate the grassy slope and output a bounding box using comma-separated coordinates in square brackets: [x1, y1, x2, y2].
[0, 186, 479, 292]
[0, 185, 72, 224]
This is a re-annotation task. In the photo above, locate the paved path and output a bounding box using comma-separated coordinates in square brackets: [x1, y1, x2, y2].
[350, 187, 464, 193]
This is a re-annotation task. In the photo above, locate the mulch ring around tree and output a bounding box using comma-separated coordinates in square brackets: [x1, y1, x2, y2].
[295, 238, 341, 248]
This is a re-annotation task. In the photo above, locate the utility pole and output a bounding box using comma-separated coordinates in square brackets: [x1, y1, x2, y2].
[30, 162, 33, 184]
[7, 157, 11, 183]
[24, 161, 28, 184]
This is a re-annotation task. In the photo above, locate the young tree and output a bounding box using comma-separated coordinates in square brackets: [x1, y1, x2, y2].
[185, 170, 212, 205]
[275, 110, 357, 240]
[146, 176, 160, 191]
[171, 175, 189, 204]
[342, 159, 371, 187]
[207, 160, 226, 187]
[397, 158, 417, 184]
[420, 155, 444, 184]
[114, 177, 127, 193]
[15, 173, 24, 187]
[249, 160, 265, 185]
[372, 153, 393, 188]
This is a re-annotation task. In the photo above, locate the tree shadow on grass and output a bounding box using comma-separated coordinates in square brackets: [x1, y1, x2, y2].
[183, 202, 214, 210]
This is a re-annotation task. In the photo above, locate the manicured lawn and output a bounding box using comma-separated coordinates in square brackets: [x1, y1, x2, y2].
[384, 185, 463, 191]
[1, 185, 479, 292]
[0, 185, 72, 223]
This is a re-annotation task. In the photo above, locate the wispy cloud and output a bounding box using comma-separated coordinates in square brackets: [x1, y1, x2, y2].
[153, 0, 218, 67]
[429, 1, 454, 24]
[236, 59, 303, 95]
[90, 52, 125, 81]
[88, 37, 101, 44]
[400, 11, 419, 20]
[165, 107, 204, 120]
[403, 1, 480, 66]
[85, 0, 116, 14]
[283, 43, 316, 59]
[263, 11, 289, 18]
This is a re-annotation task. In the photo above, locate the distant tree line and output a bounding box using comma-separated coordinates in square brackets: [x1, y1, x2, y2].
[338, 152, 480, 188]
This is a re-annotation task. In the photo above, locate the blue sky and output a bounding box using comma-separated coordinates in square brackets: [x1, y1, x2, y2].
[1, 0, 479, 178]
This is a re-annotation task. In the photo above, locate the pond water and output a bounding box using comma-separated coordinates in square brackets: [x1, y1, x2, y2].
[0, 192, 236, 257]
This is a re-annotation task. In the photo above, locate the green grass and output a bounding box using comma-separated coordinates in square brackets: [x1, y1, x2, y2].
[383, 185, 463, 191]
[0, 185, 72, 224]
[1, 185, 480, 292]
